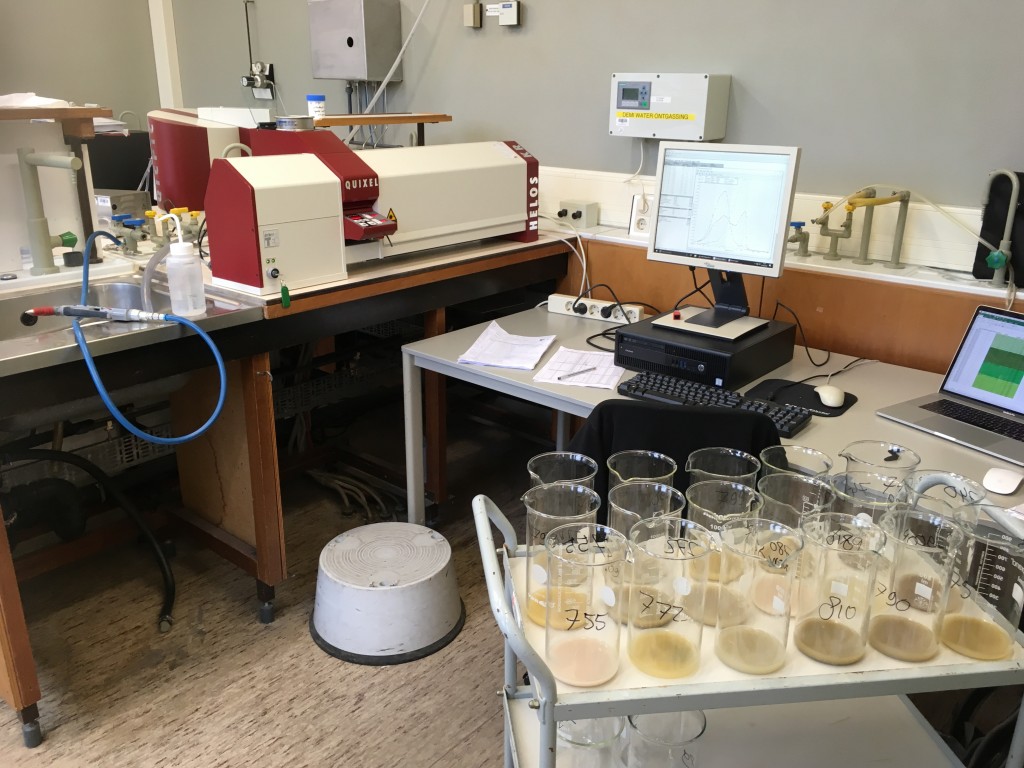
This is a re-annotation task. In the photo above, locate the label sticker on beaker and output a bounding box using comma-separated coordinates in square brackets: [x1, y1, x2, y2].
[831, 580, 849, 597]
[530, 563, 547, 584]
[601, 586, 616, 607]
[674, 576, 692, 596]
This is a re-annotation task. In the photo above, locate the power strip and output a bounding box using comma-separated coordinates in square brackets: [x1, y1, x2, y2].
[547, 293, 644, 324]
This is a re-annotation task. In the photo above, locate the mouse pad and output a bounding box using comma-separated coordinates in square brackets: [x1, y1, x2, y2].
[743, 379, 857, 418]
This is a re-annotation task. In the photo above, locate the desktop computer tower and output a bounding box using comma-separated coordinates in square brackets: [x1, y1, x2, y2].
[614, 313, 796, 390]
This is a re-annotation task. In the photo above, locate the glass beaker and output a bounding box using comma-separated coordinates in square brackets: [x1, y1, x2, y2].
[557, 716, 625, 768]
[869, 506, 963, 662]
[607, 450, 678, 486]
[626, 710, 706, 768]
[940, 510, 1024, 661]
[794, 512, 887, 666]
[685, 480, 764, 534]
[685, 481, 764, 625]
[543, 523, 627, 687]
[607, 481, 685, 537]
[839, 440, 921, 480]
[527, 451, 599, 488]
[627, 517, 715, 679]
[522, 483, 600, 627]
[900, 469, 987, 511]
[829, 471, 902, 524]
[606, 483, 686, 622]
[685, 447, 760, 487]
[715, 519, 803, 675]
[757, 473, 836, 529]
[759, 444, 834, 478]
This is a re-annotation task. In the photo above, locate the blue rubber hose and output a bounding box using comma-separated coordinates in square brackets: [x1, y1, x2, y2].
[73, 230, 229, 445]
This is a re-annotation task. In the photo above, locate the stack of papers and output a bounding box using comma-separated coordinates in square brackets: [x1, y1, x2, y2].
[533, 347, 625, 390]
[457, 321, 555, 370]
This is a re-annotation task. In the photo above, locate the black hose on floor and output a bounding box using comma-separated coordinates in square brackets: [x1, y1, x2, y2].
[0, 448, 175, 632]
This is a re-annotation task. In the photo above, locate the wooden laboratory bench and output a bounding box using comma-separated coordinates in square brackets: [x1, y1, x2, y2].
[0, 235, 568, 747]
[0, 106, 112, 139]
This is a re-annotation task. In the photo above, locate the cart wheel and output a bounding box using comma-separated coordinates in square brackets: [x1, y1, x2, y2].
[22, 720, 42, 749]
[259, 601, 275, 624]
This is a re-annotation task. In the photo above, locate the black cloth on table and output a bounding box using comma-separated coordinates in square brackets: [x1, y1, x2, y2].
[566, 399, 780, 521]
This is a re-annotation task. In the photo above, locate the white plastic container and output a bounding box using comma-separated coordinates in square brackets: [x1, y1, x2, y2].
[166, 241, 206, 317]
[306, 94, 326, 119]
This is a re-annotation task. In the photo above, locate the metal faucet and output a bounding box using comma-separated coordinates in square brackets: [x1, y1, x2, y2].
[17, 147, 81, 275]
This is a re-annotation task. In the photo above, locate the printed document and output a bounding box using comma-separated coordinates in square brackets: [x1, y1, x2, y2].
[457, 321, 556, 370]
[533, 347, 624, 389]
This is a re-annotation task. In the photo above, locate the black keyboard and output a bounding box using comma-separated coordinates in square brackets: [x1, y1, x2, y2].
[921, 398, 1024, 441]
[618, 371, 813, 438]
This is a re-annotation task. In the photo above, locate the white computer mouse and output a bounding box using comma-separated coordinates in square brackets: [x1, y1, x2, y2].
[814, 384, 846, 408]
[983, 467, 1024, 495]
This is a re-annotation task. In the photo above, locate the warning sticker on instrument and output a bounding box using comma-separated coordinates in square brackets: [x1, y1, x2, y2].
[387, 208, 397, 224]
[615, 112, 696, 120]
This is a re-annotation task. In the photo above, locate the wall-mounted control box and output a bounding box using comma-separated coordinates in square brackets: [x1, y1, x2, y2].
[308, 0, 403, 81]
[609, 73, 730, 141]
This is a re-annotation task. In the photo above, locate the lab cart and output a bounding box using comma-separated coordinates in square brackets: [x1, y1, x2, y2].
[473, 496, 1024, 768]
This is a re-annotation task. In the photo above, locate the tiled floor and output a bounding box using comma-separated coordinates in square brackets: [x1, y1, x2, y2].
[4, 395, 539, 767]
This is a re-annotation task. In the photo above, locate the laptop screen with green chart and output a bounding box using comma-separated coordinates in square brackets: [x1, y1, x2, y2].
[877, 305, 1024, 467]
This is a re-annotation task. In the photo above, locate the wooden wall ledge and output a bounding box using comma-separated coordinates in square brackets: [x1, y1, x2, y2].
[559, 239, 1023, 374]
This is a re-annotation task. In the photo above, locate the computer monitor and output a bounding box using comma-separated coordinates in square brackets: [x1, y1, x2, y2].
[647, 141, 800, 338]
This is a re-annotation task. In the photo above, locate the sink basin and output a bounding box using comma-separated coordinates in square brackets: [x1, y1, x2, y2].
[0, 274, 265, 377]
[0, 276, 172, 342]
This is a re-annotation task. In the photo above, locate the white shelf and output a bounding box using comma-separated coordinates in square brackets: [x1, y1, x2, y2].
[500, 548, 1024, 765]
[473, 497, 1024, 768]
[507, 694, 963, 768]
[506, 552, 1024, 720]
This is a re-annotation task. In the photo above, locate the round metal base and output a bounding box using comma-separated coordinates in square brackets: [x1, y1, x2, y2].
[308, 600, 465, 666]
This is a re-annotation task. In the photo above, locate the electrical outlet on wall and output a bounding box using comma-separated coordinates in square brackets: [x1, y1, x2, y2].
[629, 193, 652, 238]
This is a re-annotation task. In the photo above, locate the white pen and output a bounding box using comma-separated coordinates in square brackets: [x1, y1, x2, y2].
[558, 366, 597, 381]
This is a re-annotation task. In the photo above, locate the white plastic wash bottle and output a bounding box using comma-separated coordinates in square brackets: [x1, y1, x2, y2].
[159, 212, 206, 317]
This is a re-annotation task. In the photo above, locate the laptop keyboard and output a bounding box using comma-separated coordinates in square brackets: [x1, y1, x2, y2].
[921, 398, 1024, 441]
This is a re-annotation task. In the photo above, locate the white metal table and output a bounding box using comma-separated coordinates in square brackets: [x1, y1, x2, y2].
[403, 308, 1024, 523]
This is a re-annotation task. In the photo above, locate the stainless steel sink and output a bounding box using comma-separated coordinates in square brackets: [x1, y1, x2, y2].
[0, 277, 172, 342]
[0, 274, 265, 377]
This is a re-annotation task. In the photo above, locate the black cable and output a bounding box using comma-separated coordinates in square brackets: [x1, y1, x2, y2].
[585, 327, 617, 352]
[1, 449, 175, 631]
[197, 217, 209, 261]
[572, 283, 637, 323]
[772, 301, 831, 367]
[243, 0, 255, 67]
[673, 268, 713, 309]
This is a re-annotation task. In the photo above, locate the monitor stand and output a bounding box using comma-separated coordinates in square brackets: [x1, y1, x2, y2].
[651, 270, 769, 341]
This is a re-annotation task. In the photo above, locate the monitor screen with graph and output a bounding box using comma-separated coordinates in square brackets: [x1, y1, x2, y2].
[648, 141, 800, 337]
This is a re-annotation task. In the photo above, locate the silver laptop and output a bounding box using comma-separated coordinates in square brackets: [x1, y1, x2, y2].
[877, 305, 1024, 467]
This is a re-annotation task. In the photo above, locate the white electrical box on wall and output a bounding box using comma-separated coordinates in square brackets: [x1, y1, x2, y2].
[609, 73, 730, 141]
[308, 0, 403, 81]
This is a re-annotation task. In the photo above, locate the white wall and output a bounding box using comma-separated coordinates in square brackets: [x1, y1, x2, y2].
[0, 0, 160, 124]
[168, 0, 1024, 208]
